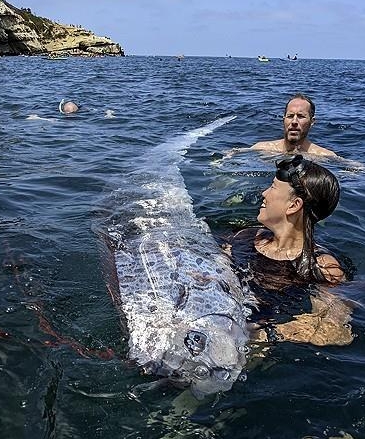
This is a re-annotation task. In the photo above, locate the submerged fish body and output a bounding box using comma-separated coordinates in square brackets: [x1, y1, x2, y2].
[108, 117, 255, 398]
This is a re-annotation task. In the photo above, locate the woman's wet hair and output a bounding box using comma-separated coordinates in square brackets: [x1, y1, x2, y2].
[276, 155, 340, 282]
[276, 155, 339, 223]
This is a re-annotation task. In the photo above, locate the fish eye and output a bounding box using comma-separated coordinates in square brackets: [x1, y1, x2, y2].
[194, 365, 210, 380]
[184, 331, 207, 356]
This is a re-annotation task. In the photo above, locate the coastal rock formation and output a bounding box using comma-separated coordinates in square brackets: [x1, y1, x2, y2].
[0, 1, 124, 56]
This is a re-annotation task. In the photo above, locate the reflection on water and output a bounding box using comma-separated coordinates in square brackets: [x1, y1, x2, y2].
[1, 56, 365, 439]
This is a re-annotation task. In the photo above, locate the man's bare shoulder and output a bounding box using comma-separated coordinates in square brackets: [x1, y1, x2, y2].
[252, 139, 338, 157]
[306, 142, 338, 157]
[250, 139, 284, 151]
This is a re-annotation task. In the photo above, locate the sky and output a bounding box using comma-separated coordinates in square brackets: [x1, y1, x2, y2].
[9, 0, 365, 60]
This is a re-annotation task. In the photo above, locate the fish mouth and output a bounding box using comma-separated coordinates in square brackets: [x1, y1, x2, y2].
[190, 366, 240, 400]
[139, 361, 239, 399]
[167, 363, 238, 399]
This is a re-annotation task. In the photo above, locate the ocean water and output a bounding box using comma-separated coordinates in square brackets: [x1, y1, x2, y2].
[1, 55, 365, 439]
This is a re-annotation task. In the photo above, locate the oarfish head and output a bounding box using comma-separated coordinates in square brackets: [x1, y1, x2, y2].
[152, 314, 250, 399]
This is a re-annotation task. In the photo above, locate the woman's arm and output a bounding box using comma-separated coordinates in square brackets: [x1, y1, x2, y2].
[316, 253, 346, 284]
[250, 288, 354, 346]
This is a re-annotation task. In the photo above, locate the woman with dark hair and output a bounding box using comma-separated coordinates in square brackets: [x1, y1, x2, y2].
[256, 154, 342, 284]
[224, 155, 354, 345]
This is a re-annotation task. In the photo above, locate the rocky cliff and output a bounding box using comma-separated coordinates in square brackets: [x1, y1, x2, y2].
[0, 1, 124, 56]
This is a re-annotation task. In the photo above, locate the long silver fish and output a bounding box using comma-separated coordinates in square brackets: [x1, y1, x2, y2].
[106, 116, 256, 399]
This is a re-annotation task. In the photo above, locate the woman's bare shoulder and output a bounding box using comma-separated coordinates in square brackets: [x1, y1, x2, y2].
[316, 253, 345, 284]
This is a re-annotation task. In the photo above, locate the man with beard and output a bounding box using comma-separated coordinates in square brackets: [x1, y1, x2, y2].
[250, 93, 337, 156]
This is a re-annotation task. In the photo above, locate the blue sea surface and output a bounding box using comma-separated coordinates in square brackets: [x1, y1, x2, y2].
[1, 55, 365, 439]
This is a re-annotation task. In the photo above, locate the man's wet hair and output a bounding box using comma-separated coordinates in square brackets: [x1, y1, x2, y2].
[284, 93, 316, 119]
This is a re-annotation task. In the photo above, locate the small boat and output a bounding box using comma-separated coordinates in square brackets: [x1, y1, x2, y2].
[258, 55, 269, 62]
[286, 54, 298, 61]
[44, 55, 69, 60]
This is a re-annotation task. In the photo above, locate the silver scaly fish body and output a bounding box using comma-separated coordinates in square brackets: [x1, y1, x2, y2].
[108, 117, 256, 398]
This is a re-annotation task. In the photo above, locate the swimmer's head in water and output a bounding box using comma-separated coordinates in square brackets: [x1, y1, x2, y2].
[275, 154, 307, 196]
[59, 99, 79, 114]
[275, 154, 340, 223]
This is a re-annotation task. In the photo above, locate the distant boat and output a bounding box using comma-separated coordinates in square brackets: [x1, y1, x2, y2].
[287, 54, 298, 61]
[258, 55, 269, 62]
[44, 55, 69, 60]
